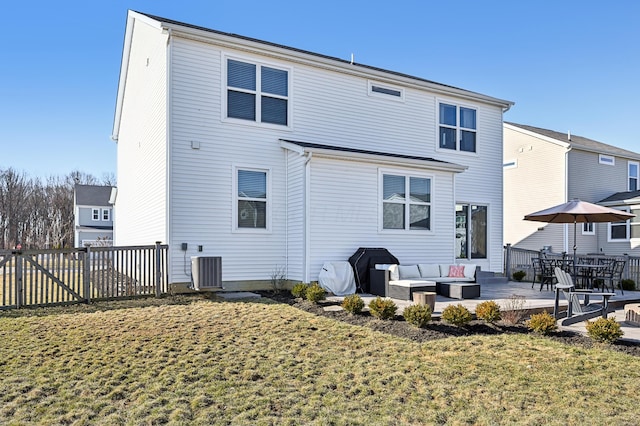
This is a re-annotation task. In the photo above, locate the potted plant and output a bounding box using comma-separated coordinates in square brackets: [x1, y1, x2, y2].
[512, 270, 526, 282]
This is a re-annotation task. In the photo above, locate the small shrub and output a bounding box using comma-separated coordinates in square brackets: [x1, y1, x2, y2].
[403, 304, 432, 328]
[270, 265, 287, 293]
[475, 300, 501, 324]
[501, 295, 527, 325]
[586, 317, 624, 343]
[291, 283, 308, 299]
[441, 304, 472, 327]
[368, 297, 398, 320]
[526, 311, 557, 335]
[512, 270, 526, 282]
[305, 282, 326, 303]
[341, 294, 365, 315]
[621, 279, 636, 291]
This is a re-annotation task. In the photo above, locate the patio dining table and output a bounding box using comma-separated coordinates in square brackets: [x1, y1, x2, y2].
[573, 263, 607, 290]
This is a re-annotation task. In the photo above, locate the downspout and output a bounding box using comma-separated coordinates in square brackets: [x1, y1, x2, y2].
[304, 152, 313, 283]
[165, 28, 173, 282]
[284, 149, 288, 281]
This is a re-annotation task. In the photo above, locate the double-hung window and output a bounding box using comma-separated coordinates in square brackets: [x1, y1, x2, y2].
[227, 59, 288, 126]
[609, 207, 631, 241]
[439, 102, 477, 152]
[236, 168, 269, 230]
[629, 161, 639, 191]
[382, 173, 431, 231]
[92, 208, 99, 221]
[102, 208, 111, 221]
[582, 222, 595, 235]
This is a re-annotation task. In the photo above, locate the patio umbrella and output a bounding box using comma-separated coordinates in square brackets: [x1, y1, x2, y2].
[524, 199, 635, 278]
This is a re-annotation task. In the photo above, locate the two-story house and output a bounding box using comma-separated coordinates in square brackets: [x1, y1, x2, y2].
[74, 185, 115, 247]
[111, 10, 513, 291]
[504, 122, 640, 256]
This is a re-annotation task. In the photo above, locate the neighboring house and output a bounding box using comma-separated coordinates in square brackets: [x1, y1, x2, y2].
[111, 10, 513, 290]
[74, 185, 115, 247]
[504, 122, 640, 256]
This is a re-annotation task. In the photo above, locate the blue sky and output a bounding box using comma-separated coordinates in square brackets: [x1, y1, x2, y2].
[2, 1, 638, 180]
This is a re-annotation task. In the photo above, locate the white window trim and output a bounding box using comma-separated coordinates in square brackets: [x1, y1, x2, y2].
[232, 165, 272, 233]
[101, 208, 111, 221]
[599, 154, 615, 165]
[435, 98, 478, 155]
[628, 161, 639, 191]
[608, 207, 630, 242]
[91, 208, 100, 221]
[378, 168, 433, 233]
[582, 222, 595, 235]
[456, 202, 489, 260]
[367, 80, 405, 101]
[222, 53, 292, 130]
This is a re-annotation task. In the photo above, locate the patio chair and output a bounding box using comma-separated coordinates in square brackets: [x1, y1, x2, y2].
[531, 258, 542, 289]
[598, 259, 626, 295]
[539, 258, 556, 291]
[553, 267, 614, 326]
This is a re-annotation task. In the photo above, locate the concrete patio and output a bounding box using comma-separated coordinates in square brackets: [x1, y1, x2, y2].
[327, 280, 640, 343]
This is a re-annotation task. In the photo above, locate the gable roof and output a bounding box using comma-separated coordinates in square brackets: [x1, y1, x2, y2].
[113, 10, 513, 140]
[280, 139, 468, 173]
[505, 122, 640, 160]
[75, 185, 114, 206]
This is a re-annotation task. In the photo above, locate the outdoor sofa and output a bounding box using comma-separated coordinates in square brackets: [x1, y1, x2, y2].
[370, 263, 480, 300]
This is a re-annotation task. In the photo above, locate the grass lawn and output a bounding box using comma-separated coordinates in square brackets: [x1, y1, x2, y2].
[1, 295, 639, 425]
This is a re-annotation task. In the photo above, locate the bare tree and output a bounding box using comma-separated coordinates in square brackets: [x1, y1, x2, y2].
[0, 168, 106, 249]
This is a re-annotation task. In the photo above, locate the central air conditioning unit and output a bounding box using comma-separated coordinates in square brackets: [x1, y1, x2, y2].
[191, 256, 222, 290]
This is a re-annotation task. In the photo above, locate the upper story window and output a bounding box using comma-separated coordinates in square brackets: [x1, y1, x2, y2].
[92, 208, 99, 221]
[226, 59, 288, 126]
[235, 167, 270, 231]
[629, 161, 639, 191]
[381, 173, 431, 231]
[582, 222, 595, 235]
[102, 208, 111, 221]
[438, 102, 477, 152]
[599, 154, 615, 166]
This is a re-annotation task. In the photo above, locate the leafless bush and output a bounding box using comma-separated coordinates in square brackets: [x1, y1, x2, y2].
[500, 294, 527, 325]
[270, 265, 287, 293]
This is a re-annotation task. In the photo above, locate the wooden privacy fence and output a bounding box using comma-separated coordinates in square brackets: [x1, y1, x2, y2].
[504, 244, 640, 285]
[0, 242, 168, 310]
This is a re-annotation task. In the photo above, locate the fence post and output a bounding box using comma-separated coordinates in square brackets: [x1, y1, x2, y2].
[624, 254, 630, 280]
[155, 241, 162, 298]
[83, 246, 91, 304]
[15, 252, 23, 308]
[504, 244, 512, 280]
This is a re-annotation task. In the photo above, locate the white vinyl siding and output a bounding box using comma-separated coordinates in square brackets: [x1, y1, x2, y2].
[114, 19, 168, 247]
[503, 125, 567, 253]
[306, 157, 458, 279]
[115, 23, 509, 284]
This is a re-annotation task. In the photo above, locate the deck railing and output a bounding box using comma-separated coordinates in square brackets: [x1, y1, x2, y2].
[504, 244, 640, 285]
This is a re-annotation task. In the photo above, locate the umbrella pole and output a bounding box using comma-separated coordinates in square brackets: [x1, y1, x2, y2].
[573, 219, 578, 283]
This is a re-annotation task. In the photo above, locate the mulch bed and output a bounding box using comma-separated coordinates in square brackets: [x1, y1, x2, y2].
[259, 291, 640, 357]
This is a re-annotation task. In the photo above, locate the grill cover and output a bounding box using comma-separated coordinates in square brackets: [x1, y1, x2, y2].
[348, 248, 399, 293]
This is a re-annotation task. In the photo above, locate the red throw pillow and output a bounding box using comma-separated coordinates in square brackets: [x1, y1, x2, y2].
[448, 265, 465, 278]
